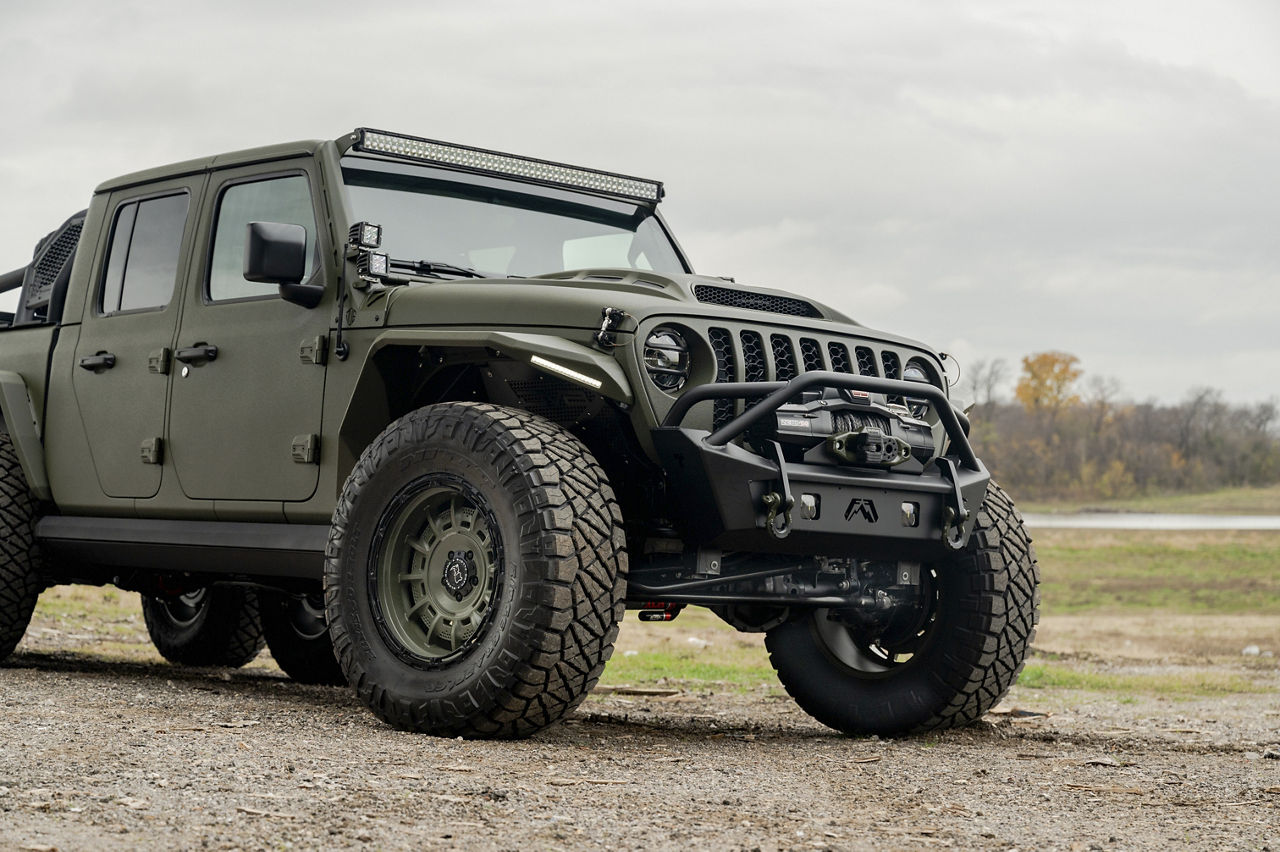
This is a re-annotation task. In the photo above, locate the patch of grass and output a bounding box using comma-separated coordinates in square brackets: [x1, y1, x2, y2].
[35, 585, 141, 622]
[599, 650, 773, 690]
[1017, 663, 1261, 696]
[596, 639, 768, 685]
[1035, 529, 1280, 615]
[1019, 483, 1280, 516]
[603, 610, 774, 691]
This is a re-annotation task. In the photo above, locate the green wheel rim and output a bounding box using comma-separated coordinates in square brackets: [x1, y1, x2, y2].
[370, 474, 503, 667]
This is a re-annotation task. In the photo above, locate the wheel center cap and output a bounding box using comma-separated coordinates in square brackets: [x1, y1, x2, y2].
[442, 557, 469, 593]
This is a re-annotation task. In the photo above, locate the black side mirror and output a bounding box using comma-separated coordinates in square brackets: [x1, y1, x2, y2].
[243, 222, 324, 309]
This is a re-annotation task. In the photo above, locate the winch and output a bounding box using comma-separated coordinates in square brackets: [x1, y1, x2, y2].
[760, 388, 937, 470]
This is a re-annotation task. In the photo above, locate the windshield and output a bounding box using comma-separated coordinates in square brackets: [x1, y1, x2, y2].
[341, 157, 687, 278]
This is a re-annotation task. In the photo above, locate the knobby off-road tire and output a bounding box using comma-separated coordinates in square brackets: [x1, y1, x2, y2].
[0, 431, 43, 662]
[141, 586, 265, 667]
[765, 481, 1039, 736]
[260, 590, 346, 685]
[325, 402, 627, 738]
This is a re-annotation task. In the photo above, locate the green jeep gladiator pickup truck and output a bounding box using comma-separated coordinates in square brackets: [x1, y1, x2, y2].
[0, 128, 1038, 738]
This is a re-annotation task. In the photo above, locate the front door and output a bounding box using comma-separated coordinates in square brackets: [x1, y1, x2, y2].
[166, 165, 332, 503]
[72, 179, 203, 499]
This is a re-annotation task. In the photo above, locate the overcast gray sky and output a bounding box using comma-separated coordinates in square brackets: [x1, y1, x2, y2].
[2, 0, 1277, 405]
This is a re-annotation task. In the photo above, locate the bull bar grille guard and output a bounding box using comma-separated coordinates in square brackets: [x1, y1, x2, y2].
[651, 371, 990, 559]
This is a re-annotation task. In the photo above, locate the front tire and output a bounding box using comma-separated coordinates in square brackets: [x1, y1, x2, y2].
[325, 402, 627, 738]
[141, 586, 265, 667]
[0, 431, 43, 662]
[765, 482, 1039, 736]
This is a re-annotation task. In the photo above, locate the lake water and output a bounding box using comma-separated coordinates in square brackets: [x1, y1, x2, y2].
[1020, 513, 1280, 530]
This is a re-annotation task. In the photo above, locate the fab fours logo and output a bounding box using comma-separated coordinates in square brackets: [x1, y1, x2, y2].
[844, 498, 879, 524]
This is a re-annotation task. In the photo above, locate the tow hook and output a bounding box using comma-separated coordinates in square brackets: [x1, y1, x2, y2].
[763, 440, 796, 540]
[936, 457, 970, 551]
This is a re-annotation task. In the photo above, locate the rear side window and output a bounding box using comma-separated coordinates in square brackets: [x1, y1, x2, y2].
[208, 175, 317, 302]
[100, 193, 190, 314]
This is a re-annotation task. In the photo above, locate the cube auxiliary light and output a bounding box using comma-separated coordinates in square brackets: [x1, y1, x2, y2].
[350, 128, 665, 204]
[346, 221, 388, 284]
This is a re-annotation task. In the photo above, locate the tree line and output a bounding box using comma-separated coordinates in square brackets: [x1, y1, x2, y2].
[960, 352, 1280, 500]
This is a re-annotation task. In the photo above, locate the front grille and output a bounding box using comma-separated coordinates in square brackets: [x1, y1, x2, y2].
[699, 324, 928, 425]
[694, 283, 823, 318]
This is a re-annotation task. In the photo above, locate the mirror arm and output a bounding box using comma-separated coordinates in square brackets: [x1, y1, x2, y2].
[279, 279, 325, 309]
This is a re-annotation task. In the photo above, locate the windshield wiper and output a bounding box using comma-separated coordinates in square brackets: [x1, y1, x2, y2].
[389, 258, 487, 279]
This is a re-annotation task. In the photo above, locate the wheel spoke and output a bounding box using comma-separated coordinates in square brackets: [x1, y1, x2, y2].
[425, 509, 449, 543]
[447, 494, 461, 532]
[405, 595, 432, 619]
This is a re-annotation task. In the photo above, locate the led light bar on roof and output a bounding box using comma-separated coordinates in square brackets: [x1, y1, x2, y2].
[353, 128, 664, 204]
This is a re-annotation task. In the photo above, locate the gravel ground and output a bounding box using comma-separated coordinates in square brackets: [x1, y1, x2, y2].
[1, 598, 1278, 851]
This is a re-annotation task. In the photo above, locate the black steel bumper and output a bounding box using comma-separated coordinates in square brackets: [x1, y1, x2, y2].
[651, 371, 990, 560]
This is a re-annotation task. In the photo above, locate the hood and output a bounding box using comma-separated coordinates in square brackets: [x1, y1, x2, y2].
[380, 268, 938, 354]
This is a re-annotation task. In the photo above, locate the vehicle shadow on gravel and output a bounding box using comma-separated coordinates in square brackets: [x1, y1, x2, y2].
[1, 650, 361, 707]
[5, 647, 853, 742]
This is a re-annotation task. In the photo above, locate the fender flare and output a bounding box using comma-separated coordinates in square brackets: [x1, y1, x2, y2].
[0, 371, 51, 502]
[367, 329, 633, 404]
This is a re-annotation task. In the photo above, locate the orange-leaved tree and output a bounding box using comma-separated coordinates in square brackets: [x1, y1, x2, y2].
[1015, 351, 1081, 431]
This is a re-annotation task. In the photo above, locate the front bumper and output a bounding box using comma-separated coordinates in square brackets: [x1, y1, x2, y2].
[651, 371, 989, 561]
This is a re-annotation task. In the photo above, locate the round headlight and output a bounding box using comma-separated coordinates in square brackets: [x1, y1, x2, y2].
[902, 361, 932, 419]
[643, 327, 690, 392]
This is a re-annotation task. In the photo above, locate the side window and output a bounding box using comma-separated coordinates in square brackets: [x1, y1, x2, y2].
[209, 175, 317, 302]
[100, 193, 189, 314]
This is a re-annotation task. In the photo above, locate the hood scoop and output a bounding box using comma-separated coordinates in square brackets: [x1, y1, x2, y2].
[693, 283, 823, 318]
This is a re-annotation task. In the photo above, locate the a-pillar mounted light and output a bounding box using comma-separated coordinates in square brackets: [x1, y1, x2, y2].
[347, 221, 388, 286]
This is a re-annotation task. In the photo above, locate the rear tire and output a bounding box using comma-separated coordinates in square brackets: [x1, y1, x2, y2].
[261, 590, 345, 685]
[141, 586, 265, 667]
[765, 481, 1039, 736]
[326, 402, 627, 738]
[0, 432, 43, 662]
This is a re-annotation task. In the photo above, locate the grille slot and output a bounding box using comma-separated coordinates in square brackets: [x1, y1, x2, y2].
[828, 343, 852, 373]
[881, 351, 901, 380]
[740, 331, 766, 383]
[855, 346, 878, 377]
[771, 335, 798, 381]
[708, 327, 736, 431]
[693, 283, 822, 318]
[881, 351, 904, 406]
[799, 337, 824, 372]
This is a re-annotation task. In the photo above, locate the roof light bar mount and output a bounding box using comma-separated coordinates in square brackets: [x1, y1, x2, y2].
[350, 128, 664, 205]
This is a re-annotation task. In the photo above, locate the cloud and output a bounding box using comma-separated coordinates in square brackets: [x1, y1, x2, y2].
[1, 0, 1276, 404]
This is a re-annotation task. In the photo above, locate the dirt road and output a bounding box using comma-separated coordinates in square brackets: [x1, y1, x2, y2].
[1, 594, 1277, 851]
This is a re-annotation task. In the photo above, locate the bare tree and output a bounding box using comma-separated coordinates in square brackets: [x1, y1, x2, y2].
[964, 358, 1008, 416]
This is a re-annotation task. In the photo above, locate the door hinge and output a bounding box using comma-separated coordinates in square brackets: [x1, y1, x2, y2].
[140, 437, 163, 465]
[299, 335, 328, 366]
[291, 434, 319, 464]
[147, 347, 171, 375]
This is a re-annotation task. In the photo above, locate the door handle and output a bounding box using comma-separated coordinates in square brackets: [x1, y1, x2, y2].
[78, 352, 116, 371]
[175, 344, 219, 364]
